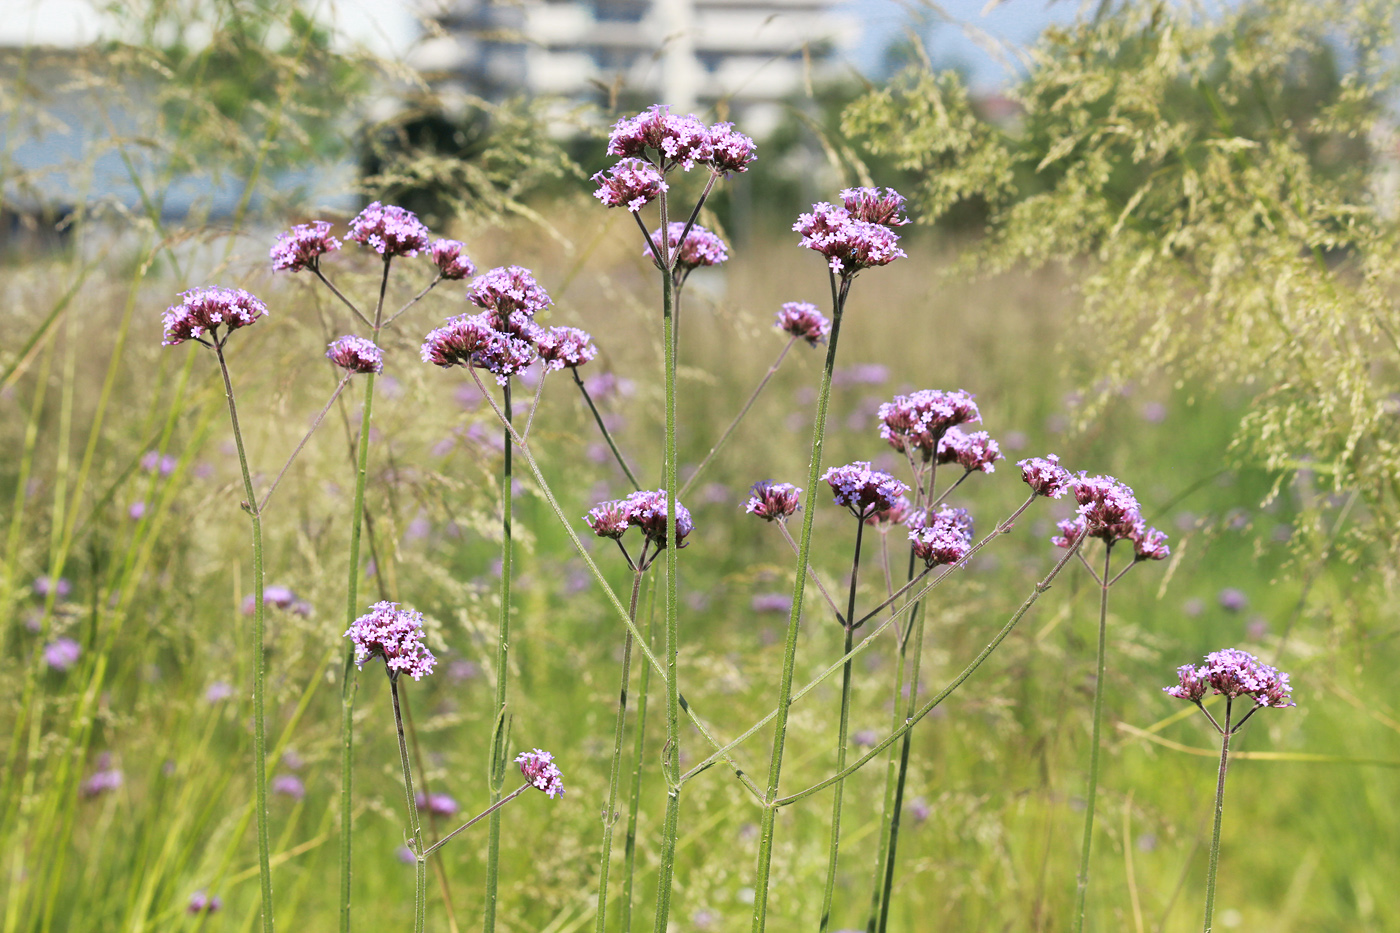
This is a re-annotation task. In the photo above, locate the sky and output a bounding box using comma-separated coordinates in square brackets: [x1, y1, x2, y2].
[4, 0, 1076, 91]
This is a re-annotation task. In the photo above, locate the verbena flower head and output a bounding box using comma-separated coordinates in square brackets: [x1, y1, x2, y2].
[421, 314, 497, 368]
[744, 480, 803, 522]
[644, 222, 729, 269]
[840, 187, 910, 226]
[270, 220, 341, 272]
[794, 201, 907, 277]
[416, 792, 459, 816]
[877, 389, 981, 456]
[593, 158, 668, 212]
[1073, 474, 1144, 543]
[347, 201, 431, 257]
[822, 461, 909, 516]
[44, 638, 81, 672]
[937, 427, 1003, 474]
[430, 239, 477, 280]
[1165, 648, 1294, 708]
[774, 301, 831, 346]
[606, 105, 713, 170]
[1018, 454, 1074, 498]
[162, 286, 268, 347]
[1130, 522, 1171, 561]
[865, 493, 913, 527]
[467, 265, 552, 326]
[537, 326, 597, 371]
[908, 506, 974, 566]
[706, 121, 757, 174]
[344, 600, 436, 680]
[1052, 516, 1086, 549]
[622, 489, 694, 549]
[585, 499, 630, 539]
[516, 748, 566, 798]
[187, 891, 222, 915]
[327, 335, 384, 374]
[82, 764, 123, 797]
[474, 332, 539, 385]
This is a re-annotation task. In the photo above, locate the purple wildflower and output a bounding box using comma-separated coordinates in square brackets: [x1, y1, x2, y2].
[347, 202, 431, 257]
[270, 221, 341, 272]
[606, 105, 713, 171]
[44, 638, 81, 672]
[204, 681, 234, 703]
[1052, 517, 1087, 549]
[1218, 588, 1248, 612]
[821, 461, 909, 517]
[865, 494, 912, 527]
[751, 593, 792, 613]
[585, 500, 630, 539]
[416, 792, 459, 816]
[1129, 523, 1171, 561]
[794, 200, 907, 277]
[1018, 454, 1074, 498]
[344, 600, 437, 681]
[839, 187, 911, 227]
[327, 335, 384, 375]
[622, 489, 694, 549]
[516, 748, 566, 799]
[1165, 648, 1294, 709]
[1072, 474, 1144, 543]
[744, 480, 803, 522]
[644, 222, 729, 269]
[706, 121, 757, 174]
[937, 427, 1002, 474]
[877, 389, 981, 456]
[33, 575, 71, 599]
[467, 265, 552, 324]
[421, 314, 498, 368]
[774, 302, 832, 346]
[537, 327, 598, 371]
[473, 332, 539, 385]
[82, 766, 123, 797]
[271, 774, 305, 799]
[908, 507, 974, 567]
[592, 158, 668, 212]
[430, 239, 477, 280]
[162, 286, 268, 347]
[187, 891, 223, 915]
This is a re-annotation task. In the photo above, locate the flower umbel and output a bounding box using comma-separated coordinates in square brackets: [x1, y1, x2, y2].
[937, 427, 1002, 474]
[430, 239, 478, 280]
[1018, 454, 1074, 498]
[774, 302, 832, 346]
[327, 335, 384, 374]
[908, 507, 974, 567]
[622, 489, 694, 549]
[744, 480, 803, 522]
[877, 389, 981, 456]
[592, 159, 668, 212]
[344, 601, 437, 681]
[270, 221, 341, 272]
[644, 222, 729, 270]
[821, 462, 909, 517]
[537, 327, 598, 371]
[839, 187, 911, 226]
[1166, 649, 1295, 710]
[516, 748, 566, 799]
[162, 287, 268, 347]
[794, 199, 908, 277]
[347, 202, 431, 257]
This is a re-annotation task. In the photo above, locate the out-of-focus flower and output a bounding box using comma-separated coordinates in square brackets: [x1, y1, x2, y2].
[430, 239, 477, 280]
[1165, 648, 1294, 709]
[839, 187, 910, 226]
[937, 427, 1002, 474]
[865, 494, 912, 527]
[537, 327, 598, 371]
[271, 774, 305, 800]
[644, 222, 728, 269]
[205, 681, 234, 703]
[327, 335, 384, 375]
[270, 220, 341, 272]
[821, 462, 909, 517]
[908, 507, 974, 567]
[347, 202, 430, 257]
[416, 792, 459, 816]
[1052, 517, 1087, 550]
[794, 199, 908, 277]
[162, 286, 268, 347]
[592, 159, 668, 212]
[33, 575, 71, 599]
[345, 601, 436, 681]
[878, 390, 980, 456]
[516, 748, 566, 798]
[187, 891, 223, 915]
[751, 593, 791, 613]
[44, 638, 81, 671]
[140, 451, 177, 475]
[1018, 455, 1073, 498]
[744, 480, 803, 522]
[774, 302, 831, 346]
[82, 764, 123, 797]
[1218, 588, 1248, 612]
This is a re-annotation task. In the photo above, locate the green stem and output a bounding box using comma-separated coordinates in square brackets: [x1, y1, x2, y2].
[621, 577, 656, 933]
[875, 596, 927, 933]
[652, 258, 683, 933]
[818, 517, 867, 932]
[213, 340, 273, 933]
[751, 271, 850, 933]
[390, 675, 427, 933]
[596, 572, 643, 933]
[1202, 700, 1234, 933]
[423, 784, 531, 859]
[1072, 542, 1115, 933]
[572, 368, 641, 489]
[483, 384, 515, 933]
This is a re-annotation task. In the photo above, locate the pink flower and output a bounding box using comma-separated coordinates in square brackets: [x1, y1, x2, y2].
[706, 121, 757, 174]
[592, 159, 667, 212]
[347, 202, 431, 257]
[430, 239, 477, 279]
[162, 286, 268, 347]
[1165, 648, 1294, 709]
[744, 480, 803, 522]
[607, 105, 713, 171]
[936, 427, 1002, 474]
[774, 302, 831, 346]
[537, 327, 597, 371]
[1018, 455, 1073, 498]
[821, 462, 909, 516]
[270, 221, 341, 272]
[327, 335, 384, 374]
[516, 748, 566, 798]
[839, 187, 910, 226]
[344, 601, 436, 681]
[794, 200, 907, 277]
[877, 389, 981, 456]
[644, 222, 728, 269]
[908, 507, 973, 567]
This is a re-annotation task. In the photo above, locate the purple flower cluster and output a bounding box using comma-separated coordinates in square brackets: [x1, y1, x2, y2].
[865, 494, 913, 527]
[422, 266, 556, 384]
[1165, 648, 1294, 708]
[707, 121, 759, 174]
[744, 480, 803, 522]
[1018, 454, 1074, 498]
[344, 600, 437, 681]
[187, 891, 223, 915]
[270, 221, 341, 272]
[162, 286, 268, 347]
[840, 187, 911, 226]
[605, 106, 756, 175]
[430, 239, 477, 280]
[516, 748, 566, 798]
[44, 638, 81, 672]
[937, 427, 1002, 474]
[416, 792, 460, 816]
[877, 389, 981, 456]
[82, 764, 123, 797]
[908, 506, 974, 567]
[774, 301, 832, 346]
[537, 326, 598, 372]
[821, 461, 909, 517]
[327, 335, 384, 374]
[1051, 474, 1170, 559]
[794, 197, 908, 277]
[644, 222, 729, 269]
[347, 201, 431, 258]
[468, 265, 553, 323]
[592, 158, 668, 213]
[587, 489, 694, 549]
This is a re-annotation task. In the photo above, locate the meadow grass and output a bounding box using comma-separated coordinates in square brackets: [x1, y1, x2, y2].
[2, 206, 1398, 933]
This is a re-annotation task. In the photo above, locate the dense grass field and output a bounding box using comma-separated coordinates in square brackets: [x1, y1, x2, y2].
[3, 202, 1397, 933]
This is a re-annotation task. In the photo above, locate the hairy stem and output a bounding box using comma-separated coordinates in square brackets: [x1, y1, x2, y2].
[1072, 542, 1115, 933]
[595, 572, 643, 933]
[572, 368, 641, 489]
[621, 578, 657, 933]
[1202, 700, 1234, 933]
[483, 384, 515, 933]
[390, 675, 427, 933]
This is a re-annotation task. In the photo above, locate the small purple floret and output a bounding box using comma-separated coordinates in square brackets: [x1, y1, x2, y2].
[537, 326, 598, 371]
[821, 461, 909, 517]
[430, 239, 478, 280]
[585, 500, 630, 539]
[162, 286, 268, 346]
[622, 489, 694, 549]
[592, 158, 668, 212]
[606, 105, 713, 171]
[327, 335, 384, 374]
[774, 302, 832, 346]
[1018, 454, 1073, 498]
[744, 480, 803, 522]
[44, 638, 81, 672]
[908, 506, 974, 567]
[467, 265, 552, 323]
[706, 121, 758, 174]
[839, 187, 911, 226]
[516, 748, 566, 799]
[270, 220, 341, 272]
[344, 600, 437, 681]
[347, 202, 431, 257]
[937, 427, 1002, 474]
[187, 891, 223, 915]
